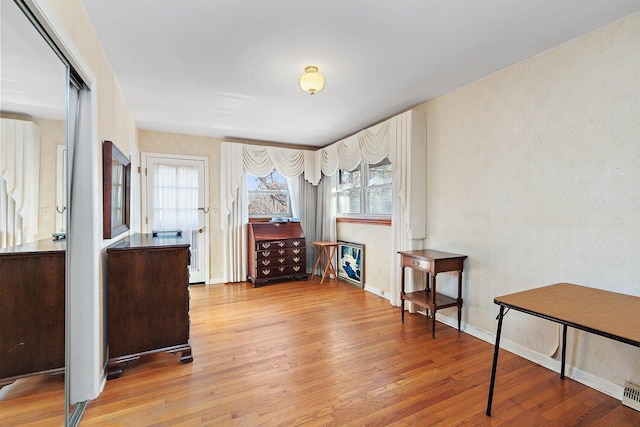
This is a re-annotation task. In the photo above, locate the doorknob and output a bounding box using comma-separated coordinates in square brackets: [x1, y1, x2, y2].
[198, 227, 205, 233]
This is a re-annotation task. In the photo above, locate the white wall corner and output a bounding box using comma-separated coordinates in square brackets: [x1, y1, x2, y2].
[407, 109, 427, 240]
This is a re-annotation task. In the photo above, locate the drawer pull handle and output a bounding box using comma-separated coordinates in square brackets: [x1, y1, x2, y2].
[279, 267, 285, 272]
[293, 266, 300, 272]
[262, 260, 271, 266]
[278, 242, 285, 247]
[293, 257, 300, 262]
[293, 248, 301, 254]
[279, 258, 285, 263]
[412, 260, 420, 266]
[262, 269, 271, 275]
[293, 241, 301, 246]
[278, 250, 285, 255]
[262, 243, 271, 249]
[262, 251, 270, 257]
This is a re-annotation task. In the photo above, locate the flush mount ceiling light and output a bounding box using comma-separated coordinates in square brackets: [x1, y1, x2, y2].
[299, 65, 324, 95]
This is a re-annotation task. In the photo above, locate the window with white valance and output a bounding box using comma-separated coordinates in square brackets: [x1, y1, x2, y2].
[220, 109, 426, 305]
[337, 156, 393, 216]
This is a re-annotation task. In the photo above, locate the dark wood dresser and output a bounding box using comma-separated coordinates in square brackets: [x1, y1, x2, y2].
[248, 222, 307, 287]
[0, 239, 65, 387]
[106, 234, 192, 378]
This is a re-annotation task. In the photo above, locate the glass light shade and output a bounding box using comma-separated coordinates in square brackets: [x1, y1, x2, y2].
[299, 66, 324, 95]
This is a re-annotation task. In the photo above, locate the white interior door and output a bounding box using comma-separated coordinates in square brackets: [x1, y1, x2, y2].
[142, 154, 209, 284]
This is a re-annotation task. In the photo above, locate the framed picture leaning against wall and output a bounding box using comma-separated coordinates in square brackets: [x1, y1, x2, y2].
[337, 240, 364, 288]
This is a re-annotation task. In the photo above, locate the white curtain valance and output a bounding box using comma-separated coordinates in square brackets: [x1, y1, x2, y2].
[243, 145, 305, 178]
[357, 119, 391, 165]
[319, 118, 392, 176]
[221, 116, 399, 230]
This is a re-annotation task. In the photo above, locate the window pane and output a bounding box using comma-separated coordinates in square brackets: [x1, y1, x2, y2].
[248, 192, 290, 215]
[368, 159, 392, 186]
[339, 166, 361, 189]
[248, 170, 291, 216]
[153, 164, 199, 231]
[366, 186, 392, 214]
[338, 189, 361, 214]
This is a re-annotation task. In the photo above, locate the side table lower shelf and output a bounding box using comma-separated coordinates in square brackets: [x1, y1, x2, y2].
[398, 249, 467, 338]
[402, 290, 458, 316]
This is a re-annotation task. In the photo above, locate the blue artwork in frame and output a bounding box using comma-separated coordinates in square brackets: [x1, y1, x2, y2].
[337, 240, 364, 288]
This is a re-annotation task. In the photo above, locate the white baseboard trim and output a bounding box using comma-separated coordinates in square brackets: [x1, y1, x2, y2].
[434, 312, 624, 401]
[208, 277, 226, 285]
[363, 284, 391, 301]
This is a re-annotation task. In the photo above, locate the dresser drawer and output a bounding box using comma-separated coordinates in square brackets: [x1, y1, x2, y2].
[402, 256, 431, 272]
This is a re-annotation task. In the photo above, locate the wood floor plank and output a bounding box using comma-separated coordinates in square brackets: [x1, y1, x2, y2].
[1, 278, 638, 426]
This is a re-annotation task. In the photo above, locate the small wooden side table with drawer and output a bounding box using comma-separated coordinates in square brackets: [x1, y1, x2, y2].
[398, 249, 467, 337]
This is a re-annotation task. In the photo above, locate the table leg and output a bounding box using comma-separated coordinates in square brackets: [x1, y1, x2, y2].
[561, 324, 567, 379]
[486, 305, 505, 416]
[325, 245, 338, 279]
[431, 274, 436, 338]
[457, 271, 463, 331]
[320, 247, 331, 284]
[311, 246, 322, 279]
[401, 266, 406, 323]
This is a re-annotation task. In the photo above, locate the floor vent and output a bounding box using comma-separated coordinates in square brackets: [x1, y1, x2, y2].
[622, 382, 640, 411]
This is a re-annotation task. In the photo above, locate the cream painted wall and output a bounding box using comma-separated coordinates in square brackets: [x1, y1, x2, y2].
[417, 13, 640, 392]
[337, 222, 393, 297]
[45, 0, 136, 158]
[137, 129, 224, 283]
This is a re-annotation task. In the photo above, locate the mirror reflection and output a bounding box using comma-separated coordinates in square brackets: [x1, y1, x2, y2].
[112, 160, 125, 228]
[103, 140, 130, 238]
[0, 0, 67, 424]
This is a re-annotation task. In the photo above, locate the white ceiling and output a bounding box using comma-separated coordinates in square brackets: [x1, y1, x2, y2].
[6, 1, 640, 147]
[1, 1, 67, 120]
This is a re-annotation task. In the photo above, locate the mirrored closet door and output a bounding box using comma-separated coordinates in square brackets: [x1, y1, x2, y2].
[0, 0, 68, 424]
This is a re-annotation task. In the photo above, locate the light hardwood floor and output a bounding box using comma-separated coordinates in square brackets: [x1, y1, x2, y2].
[2, 278, 639, 426]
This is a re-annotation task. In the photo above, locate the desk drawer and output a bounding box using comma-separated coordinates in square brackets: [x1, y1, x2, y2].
[256, 263, 305, 279]
[257, 255, 304, 267]
[402, 257, 430, 272]
[256, 238, 305, 251]
[256, 247, 305, 259]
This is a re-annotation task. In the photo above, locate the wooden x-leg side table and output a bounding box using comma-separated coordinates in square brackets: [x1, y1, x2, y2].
[310, 241, 339, 284]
